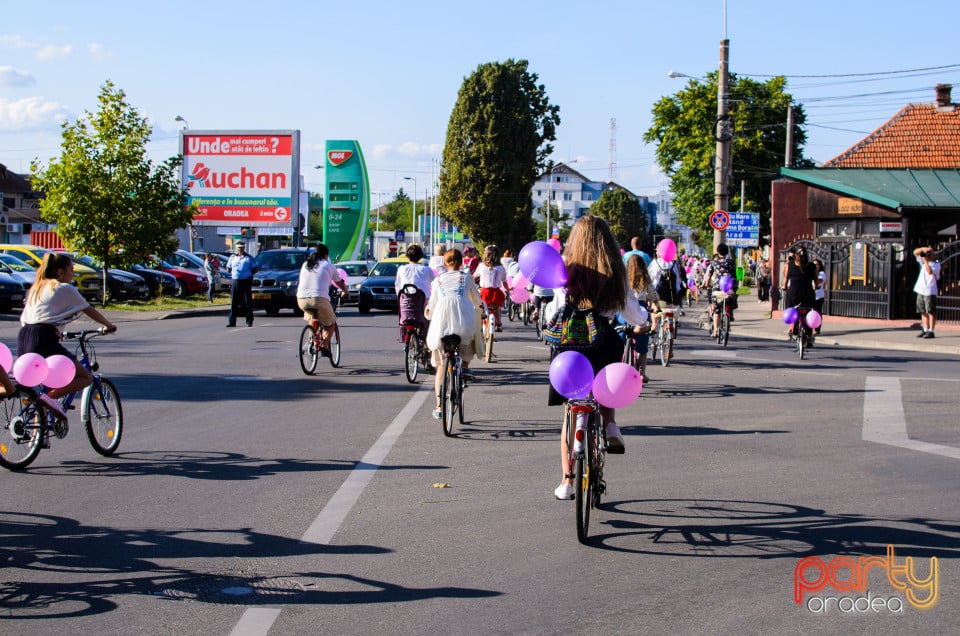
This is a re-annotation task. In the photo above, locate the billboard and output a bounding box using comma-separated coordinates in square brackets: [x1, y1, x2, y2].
[323, 140, 369, 261]
[181, 130, 301, 232]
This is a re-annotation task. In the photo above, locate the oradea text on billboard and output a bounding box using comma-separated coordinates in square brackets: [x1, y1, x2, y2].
[180, 130, 301, 229]
[324, 140, 369, 261]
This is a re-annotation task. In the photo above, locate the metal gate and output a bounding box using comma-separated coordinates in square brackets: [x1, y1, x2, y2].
[780, 238, 960, 323]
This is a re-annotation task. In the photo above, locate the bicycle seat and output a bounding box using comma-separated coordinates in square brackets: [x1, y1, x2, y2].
[440, 334, 462, 352]
[400, 284, 422, 297]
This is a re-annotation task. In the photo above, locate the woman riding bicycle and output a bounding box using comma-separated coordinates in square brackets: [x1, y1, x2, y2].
[551, 216, 647, 500]
[473, 245, 510, 332]
[426, 248, 482, 419]
[18, 253, 117, 418]
[396, 243, 436, 346]
[296, 244, 347, 351]
[782, 246, 817, 337]
[616, 254, 657, 383]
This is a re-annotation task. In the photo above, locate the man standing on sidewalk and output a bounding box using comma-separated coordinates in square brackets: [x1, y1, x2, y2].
[913, 246, 941, 339]
[226, 240, 259, 328]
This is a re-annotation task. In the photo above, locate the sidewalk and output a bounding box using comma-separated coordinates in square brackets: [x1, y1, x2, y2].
[709, 290, 960, 356]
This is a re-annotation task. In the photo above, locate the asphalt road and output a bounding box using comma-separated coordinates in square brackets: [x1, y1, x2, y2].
[0, 302, 957, 635]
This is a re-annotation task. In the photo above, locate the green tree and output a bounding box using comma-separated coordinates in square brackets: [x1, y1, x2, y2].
[588, 189, 649, 248]
[31, 81, 193, 301]
[644, 73, 812, 250]
[379, 188, 412, 233]
[438, 59, 560, 251]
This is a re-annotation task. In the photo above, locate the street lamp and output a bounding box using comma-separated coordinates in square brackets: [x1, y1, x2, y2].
[403, 176, 417, 241]
[546, 159, 577, 240]
[175, 115, 189, 129]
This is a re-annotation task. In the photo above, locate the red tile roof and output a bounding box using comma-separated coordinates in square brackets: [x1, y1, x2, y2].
[822, 102, 960, 168]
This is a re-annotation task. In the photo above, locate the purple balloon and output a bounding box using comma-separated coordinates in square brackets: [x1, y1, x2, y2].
[720, 274, 734, 294]
[549, 351, 594, 399]
[592, 362, 643, 408]
[805, 310, 822, 329]
[783, 307, 799, 325]
[518, 241, 567, 288]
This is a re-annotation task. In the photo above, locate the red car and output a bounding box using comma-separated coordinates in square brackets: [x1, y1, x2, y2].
[144, 256, 208, 297]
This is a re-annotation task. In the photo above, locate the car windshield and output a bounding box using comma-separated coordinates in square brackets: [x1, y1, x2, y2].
[0, 254, 35, 272]
[256, 250, 309, 270]
[370, 262, 400, 277]
[340, 263, 370, 276]
[73, 254, 102, 269]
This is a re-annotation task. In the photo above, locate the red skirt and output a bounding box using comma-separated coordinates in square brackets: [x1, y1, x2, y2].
[480, 287, 505, 308]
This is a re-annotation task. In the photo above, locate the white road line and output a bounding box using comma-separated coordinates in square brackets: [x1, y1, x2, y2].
[300, 386, 431, 545]
[863, 376, 960, 460]
[229, 608, 281, 636]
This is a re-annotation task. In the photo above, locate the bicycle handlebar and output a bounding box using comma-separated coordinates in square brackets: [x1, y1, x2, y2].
[63, 327, 113, 340]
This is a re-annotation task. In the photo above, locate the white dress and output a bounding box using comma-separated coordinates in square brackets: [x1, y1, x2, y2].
[425, 269, 481, 361]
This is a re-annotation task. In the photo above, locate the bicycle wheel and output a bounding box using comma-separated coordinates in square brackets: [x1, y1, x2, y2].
[591, 411, 605, 508]
[298, 325, 319, 375]
[83, 377, 123, 456]
[0, 386, 46, 470]
[328, 324, 341, 368]
[797, 326, 806, 360]
[575, 421, 592, 544]
[534, 312, 543, 341]
[621, 336, 636, 368]
[721, 313, 730, 347]
[484, 321, 494, 363]
[456, 366, 465, 426]
[404, 336, 419, 383]
[441, 357, 455, 437]
[660, 326, 672, 367]
[522, 302, 531, 326]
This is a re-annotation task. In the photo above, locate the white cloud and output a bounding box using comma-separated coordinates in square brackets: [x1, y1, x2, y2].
[87, 43, 111, 62]
[35, 44, 73, 60]
[0, 34, 33, 49]
[0, 97, 71, 131]
[0, 66, 36, 88]
[371, 142, 442, 160]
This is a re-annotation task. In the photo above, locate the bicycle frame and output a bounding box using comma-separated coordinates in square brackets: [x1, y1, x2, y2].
[564, 397, 606, 544]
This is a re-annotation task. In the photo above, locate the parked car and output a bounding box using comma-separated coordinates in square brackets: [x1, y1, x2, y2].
[0, 244, 102, 299]
[123, 264, 178, 298]
[358, 257, 410, 314]
[0, 253, 37, 285]
[144, 256, 208, 297]
[336, 259, 377, 305]
[0, 270, 27, 313]
[72, 254, 150, 302]
[250, 247, 312, 314]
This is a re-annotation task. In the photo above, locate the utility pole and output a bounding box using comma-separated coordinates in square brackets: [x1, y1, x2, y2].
[713, 37, 732, 253]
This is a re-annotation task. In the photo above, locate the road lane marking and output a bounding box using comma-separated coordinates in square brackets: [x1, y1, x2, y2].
[863, 376, 960, 460]
[229, 608, 281, 636]
[300, 386, 431, 545]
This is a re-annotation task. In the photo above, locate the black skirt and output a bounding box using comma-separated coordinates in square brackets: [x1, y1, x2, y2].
[17, 323, 75, 360]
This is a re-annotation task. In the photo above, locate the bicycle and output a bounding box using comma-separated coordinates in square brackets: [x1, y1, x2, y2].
[298, 319, 341, 374]
[562, 397, 607, 544]
[713, 292, 733, 347]
[615, 324, 644, 370]
[0, 329, 123, 471]
[398, 284, 430, 383]
[439, 334, 465, 436]
[789, 305, 815, 360]
[650, 306, 677, 367]
[481, 304, 500, 363]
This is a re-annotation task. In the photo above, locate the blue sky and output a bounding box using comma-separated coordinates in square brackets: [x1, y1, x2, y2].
[2, 0, 959, 202]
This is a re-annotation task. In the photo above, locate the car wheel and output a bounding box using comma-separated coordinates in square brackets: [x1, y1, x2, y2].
[358, 302, 371, 314]
[173, 279, 185, 297]
[265, 306, 280, 315]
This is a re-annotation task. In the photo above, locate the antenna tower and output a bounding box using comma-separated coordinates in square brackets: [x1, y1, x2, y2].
[608, 117, 618, 182]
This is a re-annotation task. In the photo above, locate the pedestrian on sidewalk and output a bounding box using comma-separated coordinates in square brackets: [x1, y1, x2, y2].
[913, 246, 941, 339]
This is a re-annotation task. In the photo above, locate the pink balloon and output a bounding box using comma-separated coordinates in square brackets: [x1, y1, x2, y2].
[518, 241, 567, 288]
[550, 351, 595, 399]
[509, 286, 531, 304]
[805, 310, 822, 330]
[0, 342, 11, 373]
[336, 268, 348, 282]
[44, 355, 76, 389]
[657, 238, 677, 263]
[13, 353, 49, 387]
[782, 307, 799, 325]
[592, 362, 643, 409]
[547, 238, 562, 253]
[511, 273, 529, 289]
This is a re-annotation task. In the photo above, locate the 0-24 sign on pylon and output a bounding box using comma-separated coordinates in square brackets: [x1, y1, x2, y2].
[709, 210, 730, 230]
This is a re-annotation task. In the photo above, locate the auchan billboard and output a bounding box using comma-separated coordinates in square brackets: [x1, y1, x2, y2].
[180, 130, 301, 229]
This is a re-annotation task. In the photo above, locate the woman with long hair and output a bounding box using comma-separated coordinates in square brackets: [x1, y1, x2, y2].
[18, 253, 117, 418]
[473, 245, 511, 331]
[621, 253, 657, 382]
[550, 216, 648, 500]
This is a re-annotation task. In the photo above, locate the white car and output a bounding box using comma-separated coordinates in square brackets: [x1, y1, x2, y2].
[336, 260, 377, 304]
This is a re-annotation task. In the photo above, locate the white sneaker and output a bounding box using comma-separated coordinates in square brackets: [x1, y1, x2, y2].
[605, 421, 625, 454]
[40, 394, 67, 420]
[554, 482, 575, 500]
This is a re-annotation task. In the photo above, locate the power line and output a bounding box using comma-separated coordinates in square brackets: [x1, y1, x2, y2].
[741, 63, 960, 79]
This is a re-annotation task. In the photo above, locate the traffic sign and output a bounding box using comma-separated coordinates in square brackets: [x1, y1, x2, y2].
[709, 210, 730, 230]
[394, 229, 406, 241]
[725, 212, 760, 247]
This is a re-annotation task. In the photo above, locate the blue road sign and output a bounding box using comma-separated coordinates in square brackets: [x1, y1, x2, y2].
[725, 213, 759, 247]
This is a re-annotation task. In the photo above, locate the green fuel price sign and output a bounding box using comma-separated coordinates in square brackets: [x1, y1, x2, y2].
[323, 140, 369, 261]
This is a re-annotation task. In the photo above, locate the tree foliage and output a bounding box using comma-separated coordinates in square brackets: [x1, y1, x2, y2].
[438, 59, 560, 252]
[588, 189, 649, 249]
[643, 73, 812, 249]
[30, 80, 193, 297]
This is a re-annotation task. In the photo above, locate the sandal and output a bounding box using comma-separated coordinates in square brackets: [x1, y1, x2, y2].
[432, 407, 442, 420]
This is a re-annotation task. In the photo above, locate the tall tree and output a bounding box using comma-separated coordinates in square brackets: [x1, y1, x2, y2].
[587, 189, 649, 249]
[644, 73, 812, 250]
[31, 80, 193, 302]
[438, 59, 560, 251]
